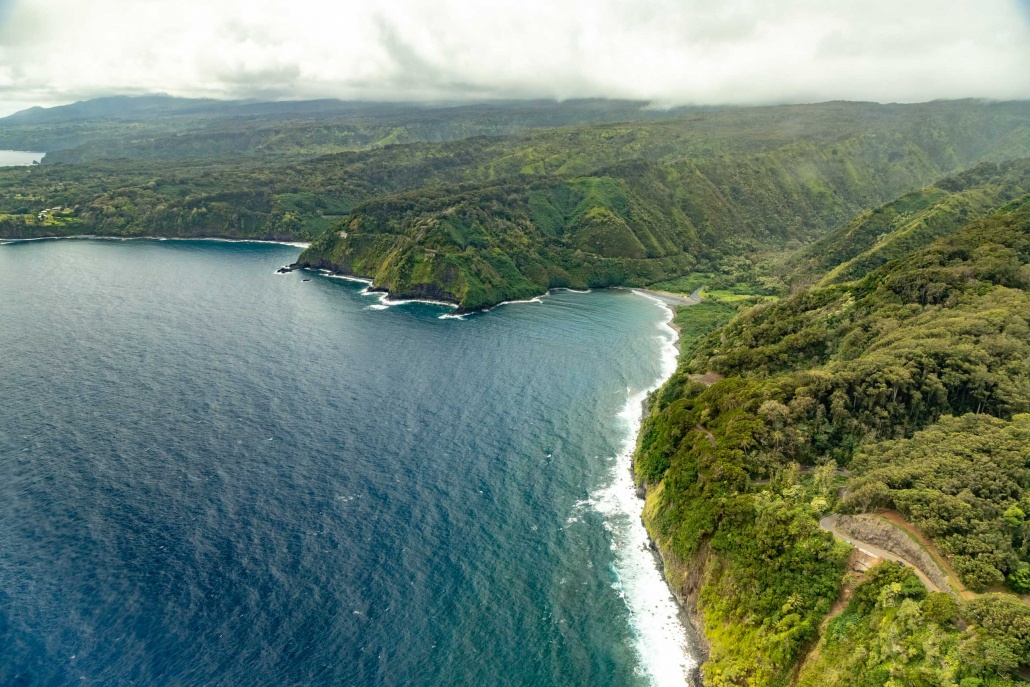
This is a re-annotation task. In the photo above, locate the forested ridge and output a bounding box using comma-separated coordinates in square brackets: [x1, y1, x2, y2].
[4, 100, 1030, 310]
[790, 159, 1030, 288]
[296, 102, 1030, 310]
[635, 190, 1030, 685]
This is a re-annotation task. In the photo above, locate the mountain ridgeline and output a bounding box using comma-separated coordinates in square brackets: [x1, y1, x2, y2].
[3, 100, 1030, 300]
[0, 96, 683, 163]
[790, 158, 1030, 288]
[294, 100, 1030, 310]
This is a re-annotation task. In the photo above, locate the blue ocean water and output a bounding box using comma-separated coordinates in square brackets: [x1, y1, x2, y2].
[0, 239, 695, 686]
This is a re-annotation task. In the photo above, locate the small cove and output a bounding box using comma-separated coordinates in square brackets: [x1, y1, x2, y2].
[0, 150, 45, 166]
[0, 239, 698, 686]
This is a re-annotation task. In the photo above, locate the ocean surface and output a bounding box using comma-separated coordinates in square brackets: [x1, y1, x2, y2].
[0, 150, 45, 166]
[0, 239, 696, 686]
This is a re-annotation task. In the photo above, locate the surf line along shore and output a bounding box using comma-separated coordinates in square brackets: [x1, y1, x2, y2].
[589, 287, 708, 687]
[278, 260, 702, 317]
[277, 261, 708, 682]
[1, 235, 312, 248]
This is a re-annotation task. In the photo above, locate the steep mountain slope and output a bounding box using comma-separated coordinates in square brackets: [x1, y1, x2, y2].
[634, 196, 1030, 685]
[790, 159, 1030, 287]
[4, 100, 1030, 254]
[297, 114, 1030, 311]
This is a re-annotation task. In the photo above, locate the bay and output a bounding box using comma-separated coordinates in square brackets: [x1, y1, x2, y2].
[0, 239, 695, 686]
[0, 150, 45, 166]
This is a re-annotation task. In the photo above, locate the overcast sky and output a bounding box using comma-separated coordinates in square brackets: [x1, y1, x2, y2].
[0, 0, 1028, 116]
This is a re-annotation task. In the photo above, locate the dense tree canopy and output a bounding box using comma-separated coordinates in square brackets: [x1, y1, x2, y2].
[798, 564, 1030, 686]
[635, 197, 1030, 684]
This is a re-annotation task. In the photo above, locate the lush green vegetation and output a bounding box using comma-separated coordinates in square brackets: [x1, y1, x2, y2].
[797, 563, 1030, 686]
[4, 99, 1030, 306]
[298, 103, 1030, 310]
[635, 196, 1030, 684]
[672, 300, 739, 361]
[845, 415, 1030, 593]
[790, 159, 1030, 288]
[4, 95, 1030, 683]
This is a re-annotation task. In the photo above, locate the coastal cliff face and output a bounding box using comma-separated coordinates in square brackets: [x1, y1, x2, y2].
[294, 140, 1017, 312]
[633, 193, 1030, 685]
[635, 380, 849, 685]
[294, 174, 700, 311]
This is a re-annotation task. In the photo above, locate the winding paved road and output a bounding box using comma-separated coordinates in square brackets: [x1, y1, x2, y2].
[819, 515, 943, 593]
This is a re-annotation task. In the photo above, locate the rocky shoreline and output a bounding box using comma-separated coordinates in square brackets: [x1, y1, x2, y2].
[633, 410, 712, 686]
[286, 260, 707, 320]
[632, 296, 711, 686]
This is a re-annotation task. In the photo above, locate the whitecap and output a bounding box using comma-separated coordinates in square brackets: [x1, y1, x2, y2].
[386, 298, 459, 308]
[494, 296, 544, 307]
[189, 237, 312, 248]
[353, 287, 460, 311]
[326, 273, 374, 285]
[584, 294, 696, 686]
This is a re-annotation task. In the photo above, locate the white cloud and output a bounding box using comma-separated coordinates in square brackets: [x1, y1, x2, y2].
[0, 0, 1028, 114]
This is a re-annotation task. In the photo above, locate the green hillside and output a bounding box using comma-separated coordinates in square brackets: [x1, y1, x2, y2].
[298, 103, 1030, 310]
[4, 99, 1030, 253]
[634, 195, 1030, 685]
[790, 159, 1030, 287]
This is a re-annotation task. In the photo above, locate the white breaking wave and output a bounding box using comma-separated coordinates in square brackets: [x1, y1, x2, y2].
[584, 293, 697, 686]
[342, 285, 604, 320]
[325, 273, 373, 284]
[492, 296, 545, 307]
[186, 237, 312, 248]
[323, 273, 459, 310]
[364, 290, 460, 310]
[444, 287, 597, 318]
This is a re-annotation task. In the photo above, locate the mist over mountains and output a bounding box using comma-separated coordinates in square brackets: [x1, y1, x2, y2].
[1, 0, 1028, 113]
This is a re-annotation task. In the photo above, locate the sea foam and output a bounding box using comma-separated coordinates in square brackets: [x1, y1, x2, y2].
[585, 292, 697, 686]
[320, 273, 460, 311]
[364, 290, 460, 310]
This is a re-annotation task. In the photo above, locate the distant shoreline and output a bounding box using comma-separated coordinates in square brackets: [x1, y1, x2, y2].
[0, 234, 311, 249]
[619, 287, 709, 684]
[628, 287, 703, 308]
